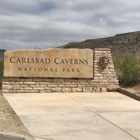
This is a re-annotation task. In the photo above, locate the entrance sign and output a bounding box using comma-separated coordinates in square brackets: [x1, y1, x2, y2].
[4, 49, 93, 78]
[2, 48, 119, 93]
[99, 56, 109, 69]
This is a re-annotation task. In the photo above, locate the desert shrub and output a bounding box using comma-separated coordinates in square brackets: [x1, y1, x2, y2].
[114, 55, 140, 86]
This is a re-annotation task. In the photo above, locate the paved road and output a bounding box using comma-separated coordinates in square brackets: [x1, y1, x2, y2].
[3, 92, 140, 140]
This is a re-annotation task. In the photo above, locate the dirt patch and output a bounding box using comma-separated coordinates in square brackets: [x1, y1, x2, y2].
[120, 83, 140, 94]
[0, 92, 31, 136]
[133, 84, 140, 92]
[125, 84, 140, 94]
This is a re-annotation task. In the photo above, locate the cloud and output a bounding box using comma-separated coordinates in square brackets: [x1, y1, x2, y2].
[0, 0, 140, 50]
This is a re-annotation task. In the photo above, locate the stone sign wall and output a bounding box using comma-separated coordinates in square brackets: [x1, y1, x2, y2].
[2, 48, 119, 93]
[4, 49, 93, 78]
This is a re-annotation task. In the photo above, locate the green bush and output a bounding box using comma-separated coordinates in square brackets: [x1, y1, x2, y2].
[114, 55, 140, 86]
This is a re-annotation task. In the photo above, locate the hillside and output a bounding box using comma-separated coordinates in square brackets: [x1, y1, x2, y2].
[59, 31, 140, 57]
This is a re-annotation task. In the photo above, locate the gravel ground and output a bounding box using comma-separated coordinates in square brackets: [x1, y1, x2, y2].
[125, 84, 140, 94]
[0, 92, 31, 136]
[133, 84, 140, 94]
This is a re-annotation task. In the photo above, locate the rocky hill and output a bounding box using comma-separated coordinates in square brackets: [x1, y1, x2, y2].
[59, 31, 140, 58]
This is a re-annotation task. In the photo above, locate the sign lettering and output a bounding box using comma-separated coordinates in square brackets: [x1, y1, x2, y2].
[4, 49, 93, 78]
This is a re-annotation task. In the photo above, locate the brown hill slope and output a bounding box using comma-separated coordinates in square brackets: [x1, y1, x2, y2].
[59, 31, 140, 57]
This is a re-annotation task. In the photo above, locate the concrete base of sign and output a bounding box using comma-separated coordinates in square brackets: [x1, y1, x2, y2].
[2, 48, 119, 93]
[3, 92, 140, 140]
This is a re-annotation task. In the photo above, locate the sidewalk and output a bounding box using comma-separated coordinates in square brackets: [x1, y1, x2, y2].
[3, 92, 140, 140]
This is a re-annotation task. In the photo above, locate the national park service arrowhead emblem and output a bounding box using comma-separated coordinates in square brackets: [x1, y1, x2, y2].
[99, 56, 109, 69]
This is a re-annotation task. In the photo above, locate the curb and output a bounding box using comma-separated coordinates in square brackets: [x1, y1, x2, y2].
[119, 88, 140, 101]
[0, 131, 35, 140]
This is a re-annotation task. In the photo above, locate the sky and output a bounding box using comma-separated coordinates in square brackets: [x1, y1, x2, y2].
[0, 0, 140, 50]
